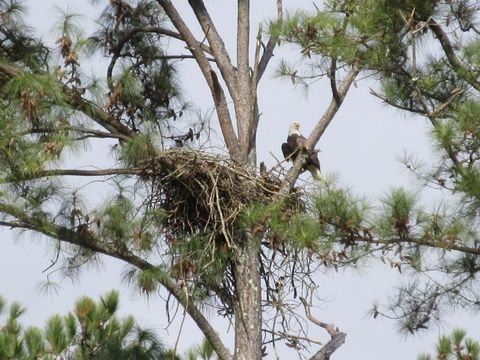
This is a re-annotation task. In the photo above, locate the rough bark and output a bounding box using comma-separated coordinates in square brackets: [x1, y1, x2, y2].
[309, 333, 347, 360]
[233, 236, 262, 360]
[188, 0, 238, 100]
[236, 0, 253, 157]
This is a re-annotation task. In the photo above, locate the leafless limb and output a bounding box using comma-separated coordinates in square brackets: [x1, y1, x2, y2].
[0, 168, 142, 183]
[65, 93, 134, 138]
[256, 0, 283, 83]
[24, 126, 130, 141]
[328, 58, 339, 104]
[235, 0, 253, 154]
[105, 25, 214, 91]
[369, 88, 427, 115]
[156, 0, 240, 158]
[300, 296, 347, 360]
[188, 0, 238, 99]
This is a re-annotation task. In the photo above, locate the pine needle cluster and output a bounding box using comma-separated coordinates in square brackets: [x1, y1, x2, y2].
[0, 290, 170, 359]
[418, 329, 480, 360]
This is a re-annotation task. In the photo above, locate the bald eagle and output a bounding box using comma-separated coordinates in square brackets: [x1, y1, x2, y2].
[281, 122, 322, 181]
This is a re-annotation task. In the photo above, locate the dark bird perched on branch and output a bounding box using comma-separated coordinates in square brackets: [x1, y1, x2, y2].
[281, 122, 322, 181]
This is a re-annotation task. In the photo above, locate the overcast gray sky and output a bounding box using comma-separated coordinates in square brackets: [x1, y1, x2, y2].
[1, 1, 478, 359]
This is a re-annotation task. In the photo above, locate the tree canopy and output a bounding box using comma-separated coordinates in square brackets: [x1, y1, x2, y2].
[1, 0, 480, 359]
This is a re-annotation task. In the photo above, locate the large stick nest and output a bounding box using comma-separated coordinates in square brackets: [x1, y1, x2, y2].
[139, 149, 304, 247]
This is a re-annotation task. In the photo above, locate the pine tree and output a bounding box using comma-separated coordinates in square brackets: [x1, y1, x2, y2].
[0, 290, 174, 359]
[1, 1, 480, 359]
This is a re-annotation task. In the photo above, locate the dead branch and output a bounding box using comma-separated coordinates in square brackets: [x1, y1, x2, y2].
[187, 0, 238, 99]
[156, 0, 240, 158]
[429, 19, 480, 92]
[256, 0, 283, 83]
[300, 297, 347, 360]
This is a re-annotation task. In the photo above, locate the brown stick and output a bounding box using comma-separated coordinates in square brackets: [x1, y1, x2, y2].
[300, 297, 347, 360]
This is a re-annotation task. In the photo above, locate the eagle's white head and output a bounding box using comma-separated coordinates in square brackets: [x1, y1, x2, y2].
[289, 122, 301, 136]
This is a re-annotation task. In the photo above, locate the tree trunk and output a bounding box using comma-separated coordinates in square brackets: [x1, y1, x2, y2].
[232, 1, 261, 356]
[233, 236, 262, 360]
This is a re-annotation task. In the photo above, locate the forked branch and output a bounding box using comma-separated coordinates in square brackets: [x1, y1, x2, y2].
[188, 0, 238, 99]
[156, 0, 240, 158]
[300, 297, 347, 360]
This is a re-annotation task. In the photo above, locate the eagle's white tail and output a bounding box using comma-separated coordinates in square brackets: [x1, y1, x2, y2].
[307, 165, 323, 182]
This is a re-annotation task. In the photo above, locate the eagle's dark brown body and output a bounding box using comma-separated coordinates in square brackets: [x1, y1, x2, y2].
[282, 123, 322, 180]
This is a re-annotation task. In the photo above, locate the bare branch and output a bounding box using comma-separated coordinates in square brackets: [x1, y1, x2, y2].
[309, 333, 347, 360]
[156, 0, 240, 158]
[158, 54, 217, 61]
[329, 59, 340, 104]
[369, 88, 427, 115]
[25, 126, 130, 141]
[22, 167, 141, 180]
[188, 0, 238, 98]
[256, 0, 283, 83]
[235, 0, 254, 155]
[306, 63, 360, 146]
[64, 92, 134, 138]
[256, 37, 276, 84]
[300, 297, 339, 338]
[300, 297, 347, 360]
[105, 25, 213, 91]
[237, 0, 250, 81]
[428, 88, 464, 118]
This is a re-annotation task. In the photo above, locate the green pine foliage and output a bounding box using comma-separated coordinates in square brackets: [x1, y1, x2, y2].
[377, 188, 417, 239]
[120, 133, 158, 166]
[274, 0, 437, 80]
[0, 0, 49, 69]
[185, 338, 216, 360]
[418, 329, 480, 360]
[0, 290, 171, 360]
[0, 0, 194, 311]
